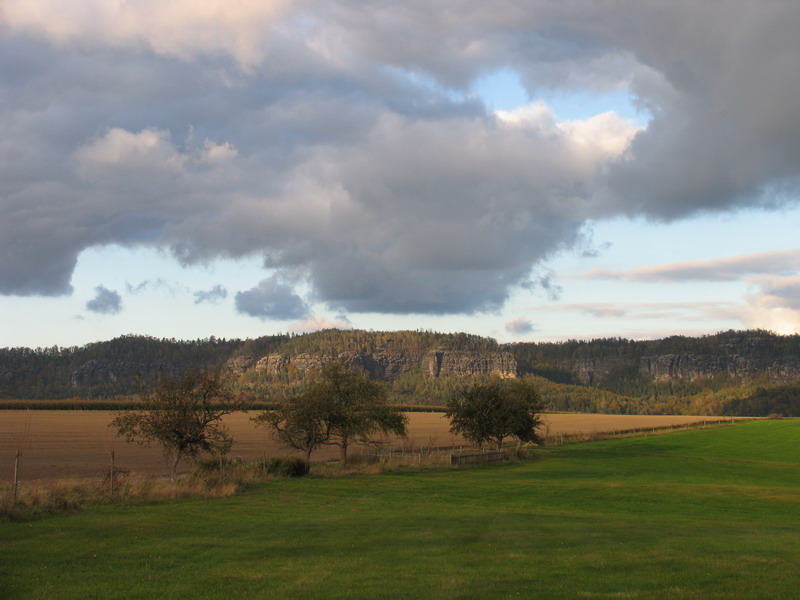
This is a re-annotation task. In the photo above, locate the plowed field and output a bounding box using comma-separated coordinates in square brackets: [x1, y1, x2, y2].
[0, 411, 731, 481]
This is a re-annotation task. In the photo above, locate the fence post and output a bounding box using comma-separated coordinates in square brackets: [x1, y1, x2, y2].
[13, 449, 21, 508]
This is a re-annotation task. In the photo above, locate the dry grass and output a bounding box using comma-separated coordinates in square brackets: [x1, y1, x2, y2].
[0, 461, 288, 520]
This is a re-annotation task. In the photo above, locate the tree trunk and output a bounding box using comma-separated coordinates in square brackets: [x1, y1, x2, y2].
[170, 452, 181, 483]
[304, 446, 313, 469]
[339, 440, 349, 468]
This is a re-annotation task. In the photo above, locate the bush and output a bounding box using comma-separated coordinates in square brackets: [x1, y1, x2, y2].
[262, 456, 309, 478]
[194, 456, 242, 474]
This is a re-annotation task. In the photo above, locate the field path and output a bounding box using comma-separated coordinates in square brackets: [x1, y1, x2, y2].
[0, 411, 730, 481]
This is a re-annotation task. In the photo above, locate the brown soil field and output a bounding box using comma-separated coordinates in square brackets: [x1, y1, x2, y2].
[0, 411, 733, 481]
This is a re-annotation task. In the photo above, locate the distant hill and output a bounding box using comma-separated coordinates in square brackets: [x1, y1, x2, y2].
[510, 329, 800, 415]
[3, 329, 800, 416]
[0, 330, 514, 401]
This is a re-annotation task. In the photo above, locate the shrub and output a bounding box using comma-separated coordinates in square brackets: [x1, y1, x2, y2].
[194, 456, 242, 474]
[262, 456, 309, 478]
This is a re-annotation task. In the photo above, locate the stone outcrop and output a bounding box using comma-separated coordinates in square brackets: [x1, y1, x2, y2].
[426, 350, 516, 378]
[638, 353, 800, 383]
[571, 357, 633, 385]
[255, 353, 289, 373]
[247, 349, 516, 380]
[570, 352, 800, 385]
[225, 355, 256, 374]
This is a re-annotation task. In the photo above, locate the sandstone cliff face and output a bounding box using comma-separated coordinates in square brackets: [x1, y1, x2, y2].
[252, 351, 415, 380]
[571, 357, 633, 385]
[638, 353, 800, 382]
[570, 351, 800, 385]
[426, 350, 516, 378]
[225, 355, 255, 374]
[246, 349, 516, 380]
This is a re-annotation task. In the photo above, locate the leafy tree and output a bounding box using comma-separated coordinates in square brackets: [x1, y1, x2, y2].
[251, 388, 328, 468]
[317, 363, 408, 465]
[446, 376, 543, 450]
[110, 368, 245, 481]
[253, 363, 408, 467]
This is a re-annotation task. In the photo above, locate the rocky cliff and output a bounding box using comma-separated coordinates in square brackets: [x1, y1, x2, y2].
[426, 350, 516, 378]
[638, 353, 800, 383]
[568, 351, 800, 386]
[231, 349, 517, 381]
[571, 357, 632, 385]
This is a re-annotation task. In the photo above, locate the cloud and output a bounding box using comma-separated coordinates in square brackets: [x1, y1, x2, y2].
[289, 314, 353, 334]
[126, 279, 179, 295]
[505, 317, 534, 335]
[533, 301, 742, 323]
[193, 284, 228, 305]
[86, 286, 122, 314]
[742, 275, 800, 334]
[3, 2, 800, 319]
[234, 276, 310, 320]
[582, 249, 800, 282]
[3, 0, 293, 68]
[535, 273, 563, 301]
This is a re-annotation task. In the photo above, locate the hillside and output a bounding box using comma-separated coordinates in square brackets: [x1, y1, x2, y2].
[3, 329, 800, 415]
[0, 330, 514, 402]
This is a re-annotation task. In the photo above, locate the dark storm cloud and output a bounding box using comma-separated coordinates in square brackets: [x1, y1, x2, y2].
[3, 1, 800, 316]
[86, 286, 122, 314]
[234, 276, 310, 320]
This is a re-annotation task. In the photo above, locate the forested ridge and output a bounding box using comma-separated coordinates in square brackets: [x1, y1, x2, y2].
[3, 329, 800, 416]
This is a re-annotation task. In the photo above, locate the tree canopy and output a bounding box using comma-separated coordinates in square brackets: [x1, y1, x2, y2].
[110, 368, 245, 481]
[253, 362, 407, 466]
[446, 376, 543, 450]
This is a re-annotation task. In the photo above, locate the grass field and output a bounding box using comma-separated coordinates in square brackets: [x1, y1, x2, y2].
[1, 419, 798, 599]
[0, 410, 726, 480]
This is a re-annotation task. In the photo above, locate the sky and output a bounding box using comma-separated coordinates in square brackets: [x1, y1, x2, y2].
[2, 1, 800, 349]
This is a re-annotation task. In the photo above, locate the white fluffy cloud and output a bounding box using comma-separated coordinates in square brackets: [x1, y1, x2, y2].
[289, 314, 353, 334]
[743, 276, 800, 334]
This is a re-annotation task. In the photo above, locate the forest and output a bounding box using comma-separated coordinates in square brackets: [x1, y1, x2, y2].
[2, 329, 800, 416]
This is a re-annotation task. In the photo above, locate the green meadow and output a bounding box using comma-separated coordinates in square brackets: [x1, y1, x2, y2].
[2, 420, 799, 599]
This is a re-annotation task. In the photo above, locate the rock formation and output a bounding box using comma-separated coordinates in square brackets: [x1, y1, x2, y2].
[245, 349, 517, 380]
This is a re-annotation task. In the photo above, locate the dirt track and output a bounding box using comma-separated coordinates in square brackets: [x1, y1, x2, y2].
[0, 411, 730, 481]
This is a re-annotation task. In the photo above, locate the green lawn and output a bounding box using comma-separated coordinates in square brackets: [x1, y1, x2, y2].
[2, 420, 799, 599]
